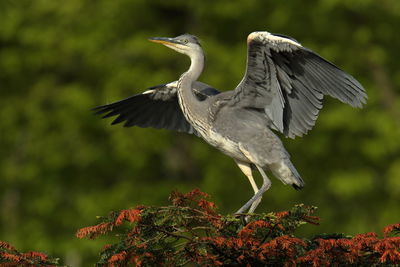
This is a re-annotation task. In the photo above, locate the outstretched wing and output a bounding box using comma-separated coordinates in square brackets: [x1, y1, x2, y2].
[93, 81, 220, 135]
[229, 31, 367, 138]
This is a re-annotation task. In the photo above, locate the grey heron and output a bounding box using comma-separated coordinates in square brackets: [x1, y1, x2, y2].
[94, 32, 366, 213]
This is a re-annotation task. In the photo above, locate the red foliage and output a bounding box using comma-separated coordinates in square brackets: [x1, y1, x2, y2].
[3, 189, 397, 266]
[238, 220, 271, 239]
[0, 252, 20, 262]
[276, 211, 289, 218]
[22, 251, 48, 261]
[385, 223, 400, 237]
[108, 251, 127, 264]
[0, 241, 15, 251]
[0, 240, 59, 266]
[297, 232, 400, 266]
[102, 244, 113, 250]
[76, 189, 400, 266]
[170, 189, 216, 214]
[115, 208, 141, 226]
[169, 188, 208, 206]
[76, 222, 113, 239]
[76, 207, 143, 239]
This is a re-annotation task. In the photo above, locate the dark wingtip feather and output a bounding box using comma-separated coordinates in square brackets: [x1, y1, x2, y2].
[100, 110, 119, 119]
[112, 115, 127, 125]
[92, 106, 108, 114]
[92, 104, 119, 119]
[292, 183, 304, 190]
[92, 105, 104, 111]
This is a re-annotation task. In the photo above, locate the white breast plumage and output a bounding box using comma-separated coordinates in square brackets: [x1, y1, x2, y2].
[204, 130, 245, 160]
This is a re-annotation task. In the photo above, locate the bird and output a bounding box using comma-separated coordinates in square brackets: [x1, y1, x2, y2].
[94, 32, 367, 214]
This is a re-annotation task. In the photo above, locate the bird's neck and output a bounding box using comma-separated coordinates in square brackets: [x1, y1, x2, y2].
[177, 52, 209, 132]
[187, 52, 204, 81]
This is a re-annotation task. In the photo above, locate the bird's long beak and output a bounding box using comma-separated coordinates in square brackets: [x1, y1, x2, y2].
[149, 37, 179, 46]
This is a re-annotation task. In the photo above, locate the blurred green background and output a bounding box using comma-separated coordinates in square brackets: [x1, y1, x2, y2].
[1, 0, 400, 265]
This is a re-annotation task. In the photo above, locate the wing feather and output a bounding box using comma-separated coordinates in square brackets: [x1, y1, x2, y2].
[94, 81, 220, 135]
[230, 31, 366, 138]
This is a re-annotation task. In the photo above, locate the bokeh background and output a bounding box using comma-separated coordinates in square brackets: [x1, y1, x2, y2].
[1, 0, 400, 265]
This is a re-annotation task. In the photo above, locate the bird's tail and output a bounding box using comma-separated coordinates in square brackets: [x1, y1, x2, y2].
[270, 159, 305, 190]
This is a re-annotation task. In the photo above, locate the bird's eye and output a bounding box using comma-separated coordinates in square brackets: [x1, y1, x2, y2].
[183, 39, 188, 44]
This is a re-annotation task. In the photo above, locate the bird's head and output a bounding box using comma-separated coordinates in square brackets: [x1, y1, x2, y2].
[149, 34, 202, 57]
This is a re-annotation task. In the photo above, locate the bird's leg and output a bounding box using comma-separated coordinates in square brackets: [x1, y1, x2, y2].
[236, 161, 258, 193]
[235, 161, 261, 213]
[236, 165, 271, 214]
